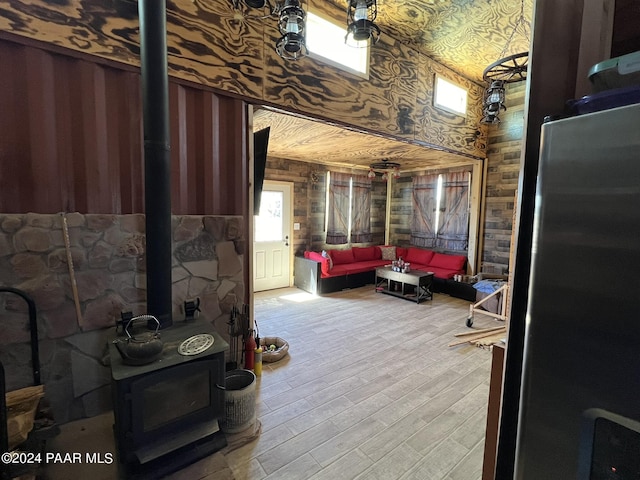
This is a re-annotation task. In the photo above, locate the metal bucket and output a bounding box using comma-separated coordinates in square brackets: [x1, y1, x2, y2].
[219, 369, 256, 434]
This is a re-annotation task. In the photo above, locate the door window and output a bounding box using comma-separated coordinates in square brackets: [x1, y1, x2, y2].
[254, 190, 283, 242]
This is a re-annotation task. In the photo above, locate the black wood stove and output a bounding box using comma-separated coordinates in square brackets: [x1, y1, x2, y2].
[109, 317, 228, 478]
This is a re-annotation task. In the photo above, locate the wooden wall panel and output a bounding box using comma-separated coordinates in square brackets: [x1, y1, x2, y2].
[263, 157, 388, 253]
[262, 17, 419, 142]
[0, 0, 485, 160]
[0, 0, 264, 98]
[481, 82, 526, 274]
[416, 55, 488, 156]
[0, 39, 246, 216]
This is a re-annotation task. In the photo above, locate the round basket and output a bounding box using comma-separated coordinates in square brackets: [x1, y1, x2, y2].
[260, 336, 289, 363]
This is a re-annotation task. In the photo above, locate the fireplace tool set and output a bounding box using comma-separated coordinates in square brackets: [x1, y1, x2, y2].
[227, 303, 251, 370]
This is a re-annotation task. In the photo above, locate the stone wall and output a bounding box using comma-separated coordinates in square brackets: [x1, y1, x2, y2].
[481, 82, 526, 274]
[0, 213, 244, 424]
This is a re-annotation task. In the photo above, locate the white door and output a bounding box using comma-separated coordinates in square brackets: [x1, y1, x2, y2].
[253, 181, 292, 292]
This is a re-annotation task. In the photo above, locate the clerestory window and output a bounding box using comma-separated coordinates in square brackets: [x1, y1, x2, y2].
[306, 11, 370, 78]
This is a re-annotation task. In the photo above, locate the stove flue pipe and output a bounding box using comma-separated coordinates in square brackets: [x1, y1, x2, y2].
[139, 0, 172, 329]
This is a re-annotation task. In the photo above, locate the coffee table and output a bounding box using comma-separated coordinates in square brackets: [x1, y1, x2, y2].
[375, 267, 434, 304]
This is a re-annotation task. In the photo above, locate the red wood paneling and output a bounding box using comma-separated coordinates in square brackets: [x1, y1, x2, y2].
[0, 38, 247, 216]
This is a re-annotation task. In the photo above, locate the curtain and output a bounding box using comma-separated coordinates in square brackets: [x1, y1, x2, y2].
[350, 174, 372, 243]
[411, 174, 439, 248]
[436, 171, 469, 250]
[326, 171, 350, 244]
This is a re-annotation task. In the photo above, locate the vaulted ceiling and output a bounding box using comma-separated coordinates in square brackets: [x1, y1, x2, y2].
[255, 0, 533, 172]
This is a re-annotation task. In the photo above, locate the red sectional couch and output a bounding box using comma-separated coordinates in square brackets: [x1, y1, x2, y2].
[294, 245, 467, 296]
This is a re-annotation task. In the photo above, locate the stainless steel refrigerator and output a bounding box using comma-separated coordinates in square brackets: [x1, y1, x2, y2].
[514, 102, 640, 479]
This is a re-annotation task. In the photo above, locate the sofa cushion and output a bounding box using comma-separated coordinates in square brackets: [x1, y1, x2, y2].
[305, 251, 331, 276]
[413, 266, 459, 280]
[329, 249, 355, 265]
[429, 253, 466, 271]
[352, 246, 378, 262]
[396, 247, 408, 259]
[405, 247, 435, 265]
[380, 246, 396, 261]
[356, 259, 389, 270]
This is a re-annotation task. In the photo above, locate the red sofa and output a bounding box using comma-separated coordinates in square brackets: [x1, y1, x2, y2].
[294, 245, 467, 295]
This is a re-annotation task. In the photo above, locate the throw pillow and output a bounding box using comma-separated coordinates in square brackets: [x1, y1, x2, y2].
[380, 246, 396, 261]
[321, 250, 333, 270]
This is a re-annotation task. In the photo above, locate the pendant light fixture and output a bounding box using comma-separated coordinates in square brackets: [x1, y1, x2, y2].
[232, 0, 308, 61]
[481, 0, 530, 124]
[345, 0, 381, 46]
[482, 79, 507, 124]
[369, 159, 400, 179]
[275, 0, 308, 60]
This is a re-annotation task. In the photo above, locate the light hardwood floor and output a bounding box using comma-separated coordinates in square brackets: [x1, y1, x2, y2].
[44, 285, 499, 480]
[225, 286, 497, 480]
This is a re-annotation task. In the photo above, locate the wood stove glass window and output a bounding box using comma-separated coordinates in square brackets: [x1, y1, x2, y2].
[142, 370, 210, 432]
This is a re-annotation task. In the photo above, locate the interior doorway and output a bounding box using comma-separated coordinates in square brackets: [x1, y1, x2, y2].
[253, 180, 293, 292]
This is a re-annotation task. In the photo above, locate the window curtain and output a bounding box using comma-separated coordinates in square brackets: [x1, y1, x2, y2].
[350, 174, 372, 243]
[326, 171, 350, 244]
[436, 171, 470, 250]
[411, 174, 439, 248]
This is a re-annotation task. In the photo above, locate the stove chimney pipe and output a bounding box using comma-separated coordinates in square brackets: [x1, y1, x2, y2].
[139, 0, 172, 329]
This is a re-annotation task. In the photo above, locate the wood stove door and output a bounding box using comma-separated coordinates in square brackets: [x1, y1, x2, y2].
[113, 354, 224, 464]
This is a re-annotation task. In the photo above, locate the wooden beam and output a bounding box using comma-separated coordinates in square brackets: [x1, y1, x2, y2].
[454, 326, 507, 337]
[575, 0, 615, 97]
[448, 327, 506, 347]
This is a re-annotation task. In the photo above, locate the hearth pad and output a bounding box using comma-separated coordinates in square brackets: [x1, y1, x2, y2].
[178, 334, 215, 356]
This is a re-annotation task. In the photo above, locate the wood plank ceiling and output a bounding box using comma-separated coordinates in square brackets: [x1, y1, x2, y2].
[254, 0, 533, 173]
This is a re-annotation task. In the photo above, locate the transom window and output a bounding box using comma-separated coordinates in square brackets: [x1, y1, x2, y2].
[434, 74, 468, 116]
[306, 11, 369, 78]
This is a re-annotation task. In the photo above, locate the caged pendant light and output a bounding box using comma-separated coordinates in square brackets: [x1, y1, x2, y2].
[481, 0, 530, 124]
[345, 0, 381, 46]
[275, 0, 308, 60]
[232, 0, 308, 60]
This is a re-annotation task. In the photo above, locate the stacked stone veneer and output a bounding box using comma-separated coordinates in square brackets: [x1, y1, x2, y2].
[0, 213, 245, 424]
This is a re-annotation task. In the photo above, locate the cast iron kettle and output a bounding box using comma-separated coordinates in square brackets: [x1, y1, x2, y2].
[113, 315, 163, 365]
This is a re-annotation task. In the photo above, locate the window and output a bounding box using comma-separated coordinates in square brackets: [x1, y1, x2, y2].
[325, 172, 372, 244]
[411, 172, 470, 250]
[254, 190, 283, 242]
[434, 75, 468, 116]
[306, 11, 369, 77]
